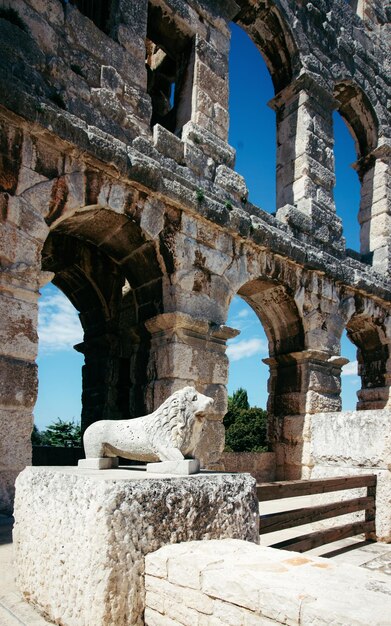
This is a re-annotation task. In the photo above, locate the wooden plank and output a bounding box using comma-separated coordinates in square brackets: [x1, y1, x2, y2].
[257, 475, 376, 501]
[365, 482, 377, 540]
[270, 520, 376, 553]
[260, 496, 374, 534]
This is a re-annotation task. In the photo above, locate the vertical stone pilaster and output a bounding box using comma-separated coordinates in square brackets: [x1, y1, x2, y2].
[145, 312, 239, 468]
[271, 75, 344, 253]
[0, 280, 39, 513]
[265, 350, 348, 480]
[265, 350, 347, 418]
[76, 334, 122, 432]
[355, 142, 391, 274]
[356, 349, 391, 411]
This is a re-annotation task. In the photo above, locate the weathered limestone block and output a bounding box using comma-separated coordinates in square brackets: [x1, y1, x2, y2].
[145, 540, 391, 626]
[280, 410, 391, 540]
[0, 409, 33, 514]
[14, 467, 259, 626]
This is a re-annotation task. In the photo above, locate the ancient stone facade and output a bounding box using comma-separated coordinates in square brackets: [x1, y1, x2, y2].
[0, 0, 390, 511]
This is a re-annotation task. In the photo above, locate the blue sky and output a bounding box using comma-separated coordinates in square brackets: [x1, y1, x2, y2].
[34, 23, 361, 429]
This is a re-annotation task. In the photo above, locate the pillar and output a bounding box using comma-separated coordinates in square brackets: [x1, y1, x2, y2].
[145, 312, 238, 469]
[271, 74, 344, 254]
[265, 349, 348, 480]
[356, 141, 391, 274]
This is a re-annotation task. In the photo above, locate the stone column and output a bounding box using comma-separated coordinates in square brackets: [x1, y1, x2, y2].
[271, 75, 344, 253]
[355, 141, 391, 274]
[75, 333, 123, 432]
[0, 283, 38, 514]
[265, 349, 348, 417]
[145, 312, 238, 469]
[356, 348, 391, 411]
[265, 350, 348, 480]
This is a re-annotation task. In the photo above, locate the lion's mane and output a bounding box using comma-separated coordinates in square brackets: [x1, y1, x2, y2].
[145, 387, 201, 455]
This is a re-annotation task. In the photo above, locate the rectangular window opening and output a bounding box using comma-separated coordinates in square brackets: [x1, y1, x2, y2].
[146, 2, 194, 136]
[70, 0, 112, 35]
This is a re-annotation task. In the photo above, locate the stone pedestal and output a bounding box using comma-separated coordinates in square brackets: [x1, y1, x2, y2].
[13, 466, 258, 626]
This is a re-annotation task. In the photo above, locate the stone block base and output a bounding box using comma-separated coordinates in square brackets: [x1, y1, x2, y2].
[78, 457, 119, 469]
[146, 459, 200, 475]
[145, 540, 391, 625]
[13, 466, 258, 626]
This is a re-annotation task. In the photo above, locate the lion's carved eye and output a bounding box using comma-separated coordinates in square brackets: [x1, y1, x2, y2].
[192, 394, 198, 401]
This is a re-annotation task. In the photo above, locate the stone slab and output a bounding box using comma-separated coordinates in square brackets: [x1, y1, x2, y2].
[78, 457, 119, 469]
[146, 459, 200, 475]
[145, 539, 391, 625]
[13, 466, 258, 626]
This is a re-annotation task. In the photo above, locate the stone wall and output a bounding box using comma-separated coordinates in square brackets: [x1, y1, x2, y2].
[278, 409, 391, 540]
[145, 539, 391, 625]
[222, 451, 276, 482]
[0, 0, 390, 511]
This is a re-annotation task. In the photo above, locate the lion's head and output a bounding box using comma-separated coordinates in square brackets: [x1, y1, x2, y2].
[148, 387, 214, 458]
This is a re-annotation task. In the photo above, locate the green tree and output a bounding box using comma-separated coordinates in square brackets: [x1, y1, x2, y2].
[39, 418, 81, 447]
[228, 387, 250, 411]
[224, 389, 268, 452]
[31, 424, 43, 445]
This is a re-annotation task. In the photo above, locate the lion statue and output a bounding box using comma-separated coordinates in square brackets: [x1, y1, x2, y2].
[82, 386, 214, 463]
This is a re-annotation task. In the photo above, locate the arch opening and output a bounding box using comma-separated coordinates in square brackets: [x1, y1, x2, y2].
[39, 208, 164, 434]
[334, 81, 380, 261]
[229, 23, 276, 212]
[333, 111, 361, 252]
[234, 1, 299, 94]
[227, 277, 305, 421]
[35, 282, 84, 438]
[346, 311, 390, 410]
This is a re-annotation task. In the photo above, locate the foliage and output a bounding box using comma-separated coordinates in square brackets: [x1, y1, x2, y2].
[31, 424, 43, 446]
[196, 188, 204, 202]
[32, 419, 81, 447]
[224, 388, 268, 452]
[0, 7, 27, 32]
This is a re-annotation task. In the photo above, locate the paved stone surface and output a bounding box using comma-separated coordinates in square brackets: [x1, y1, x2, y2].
[2, 497, 391, 625]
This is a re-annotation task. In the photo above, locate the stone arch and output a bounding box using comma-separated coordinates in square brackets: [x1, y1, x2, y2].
[41, 206, 165, 430]
[230, 275, 305, 418]
[345, 299, 391, 410]
[333, 80, 386, 268]
[334, 80, 379, 160]
[234, 0, 300, 93]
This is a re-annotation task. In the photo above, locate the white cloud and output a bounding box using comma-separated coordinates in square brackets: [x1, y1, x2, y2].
[342, 360, 358, 377]
[227, 337, 266, 362]
[237, 308, 250, 319]
[38, 291, 83, 353]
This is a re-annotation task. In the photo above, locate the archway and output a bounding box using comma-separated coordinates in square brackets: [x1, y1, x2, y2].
[228, 277, 305, 419]
[333, 111, 361, 252]
[334, 81, 380, 263]
[35, 282, 83, 435]
[41, 207, 164, 432]
[346, 307, 390, 410]
[229, 23, 276, 212]
[340, 328, 360, 410]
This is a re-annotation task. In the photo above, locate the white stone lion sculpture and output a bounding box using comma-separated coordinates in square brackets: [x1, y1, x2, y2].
[83, 386, 213, 463]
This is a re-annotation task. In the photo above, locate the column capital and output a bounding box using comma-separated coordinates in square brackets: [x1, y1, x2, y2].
[353, 138, 391, 178]
[268, 73, 337, 112]
[145, 312, 239, 343]
[263, 350, 349, 368]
